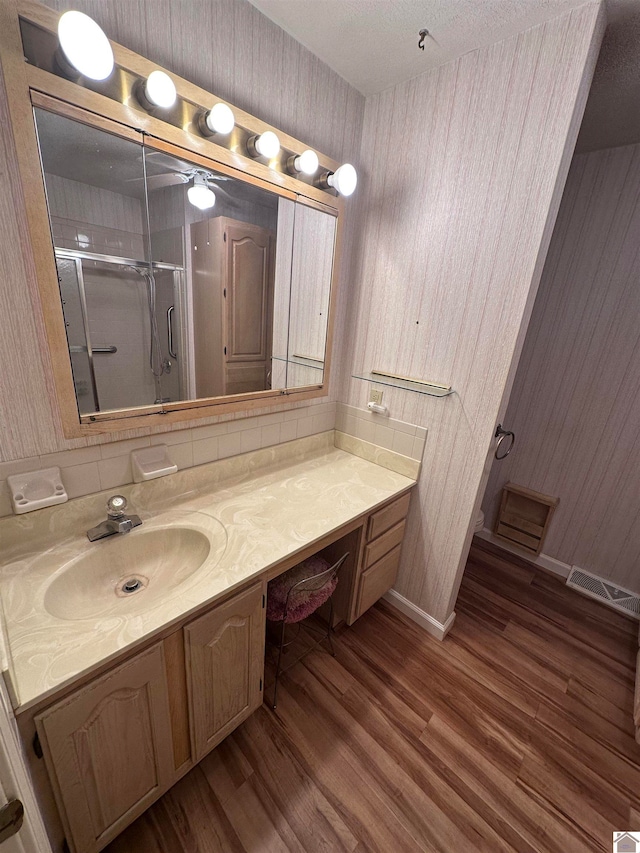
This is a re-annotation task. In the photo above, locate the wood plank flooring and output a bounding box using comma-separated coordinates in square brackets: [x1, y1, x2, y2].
[105, 540, 640, 852]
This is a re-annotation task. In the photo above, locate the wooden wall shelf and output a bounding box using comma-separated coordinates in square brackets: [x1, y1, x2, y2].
[494, 482, 559, 555]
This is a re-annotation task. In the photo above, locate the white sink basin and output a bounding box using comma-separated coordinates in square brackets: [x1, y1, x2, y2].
[43, 511, 227, 621]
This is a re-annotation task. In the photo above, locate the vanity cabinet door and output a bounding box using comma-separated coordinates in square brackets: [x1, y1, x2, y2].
[184, 581, 265, 762]
[35, 643, 174, 853]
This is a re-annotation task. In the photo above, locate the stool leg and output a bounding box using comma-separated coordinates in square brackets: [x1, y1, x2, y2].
[273, 618, 287, 710]
[326, 597, 336, 657]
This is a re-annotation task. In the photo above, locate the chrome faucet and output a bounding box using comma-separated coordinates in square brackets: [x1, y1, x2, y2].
[87, 495, 142, 542]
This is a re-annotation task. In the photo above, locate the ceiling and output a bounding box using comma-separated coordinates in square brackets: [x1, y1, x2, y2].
[248, 0, 640, 152]
[576, 0, 640, 151]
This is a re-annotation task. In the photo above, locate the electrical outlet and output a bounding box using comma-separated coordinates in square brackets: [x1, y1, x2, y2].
[369, 388, 384, 406]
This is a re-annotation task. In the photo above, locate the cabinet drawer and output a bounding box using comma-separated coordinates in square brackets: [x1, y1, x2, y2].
[364, 520, 405, 569]
[367, 493, 411, 541]
[356, 545, 402, 618]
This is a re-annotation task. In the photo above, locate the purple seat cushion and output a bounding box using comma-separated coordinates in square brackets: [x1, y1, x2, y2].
[267, 555, 337, 623]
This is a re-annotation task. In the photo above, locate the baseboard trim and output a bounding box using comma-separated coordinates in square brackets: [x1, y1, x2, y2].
[382, 589, 456, 641]
[474, 528, 571, 578]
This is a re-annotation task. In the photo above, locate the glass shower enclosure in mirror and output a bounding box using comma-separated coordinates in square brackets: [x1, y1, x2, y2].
[33, 106, 336, 421]
[34, 108, 186, 415]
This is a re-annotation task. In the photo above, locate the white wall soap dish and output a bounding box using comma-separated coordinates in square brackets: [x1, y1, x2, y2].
[7, 467, 68, 514]
[131, 445, 177, 482]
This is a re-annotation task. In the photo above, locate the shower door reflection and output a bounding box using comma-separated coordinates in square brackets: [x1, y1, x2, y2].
[56, 250, 186, 414]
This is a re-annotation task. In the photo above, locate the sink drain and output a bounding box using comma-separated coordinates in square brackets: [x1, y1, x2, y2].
[116, 575, 148, 597]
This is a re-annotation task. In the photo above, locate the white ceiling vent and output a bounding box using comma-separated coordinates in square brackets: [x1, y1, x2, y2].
[566, 567, 640, 620]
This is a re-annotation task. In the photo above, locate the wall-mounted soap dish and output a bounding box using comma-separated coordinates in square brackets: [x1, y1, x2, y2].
[131, 445, 177, 482]
[7, 467, 68, 514]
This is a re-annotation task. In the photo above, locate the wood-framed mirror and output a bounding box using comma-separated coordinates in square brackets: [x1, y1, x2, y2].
[4, 0, 345, 438]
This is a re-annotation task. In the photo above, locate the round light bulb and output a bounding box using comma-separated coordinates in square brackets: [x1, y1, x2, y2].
[57, 11, 114, 81]
[328, 163, 357, 196]
[143, 70, 177, 109]
[205, 103, 235, 135]
[294, 149, 319, 175]
[255, 131, 280, 159]
[187, 179, 216, 210]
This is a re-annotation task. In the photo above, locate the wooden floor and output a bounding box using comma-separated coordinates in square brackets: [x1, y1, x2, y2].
[106, 540, 640, 853]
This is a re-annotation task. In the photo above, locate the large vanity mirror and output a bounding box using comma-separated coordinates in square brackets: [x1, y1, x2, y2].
[33, 105, 337, 423]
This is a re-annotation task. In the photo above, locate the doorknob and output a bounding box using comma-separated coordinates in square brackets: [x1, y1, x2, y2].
[0, 799, 23, 843]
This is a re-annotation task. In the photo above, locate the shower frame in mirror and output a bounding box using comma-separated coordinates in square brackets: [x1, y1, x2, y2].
[0, 0, 344, 439]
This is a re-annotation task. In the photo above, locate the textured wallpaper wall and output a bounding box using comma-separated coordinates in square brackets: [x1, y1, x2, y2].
[483, 141, 640, 593]
[340, 5, 605, 625]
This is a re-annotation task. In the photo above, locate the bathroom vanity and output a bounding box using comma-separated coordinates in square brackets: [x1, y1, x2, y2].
[0, 433, 416, 852]
[29, 584, 266, 853]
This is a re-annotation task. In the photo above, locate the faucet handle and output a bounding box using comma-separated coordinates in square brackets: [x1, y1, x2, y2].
[107, 495, 128, 518]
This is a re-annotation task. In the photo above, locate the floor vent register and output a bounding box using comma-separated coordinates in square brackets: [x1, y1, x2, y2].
[566, 567, 640, 620]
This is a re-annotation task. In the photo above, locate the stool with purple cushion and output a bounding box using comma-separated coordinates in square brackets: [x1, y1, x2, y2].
[266, 552, 349, 709]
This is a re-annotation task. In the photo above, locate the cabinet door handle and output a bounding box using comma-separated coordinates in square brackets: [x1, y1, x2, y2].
[32, 732, 43, 759]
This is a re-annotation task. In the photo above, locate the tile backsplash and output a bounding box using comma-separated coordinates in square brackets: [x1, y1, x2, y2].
[0, 401, 427, 518]
[336, 403, 427, 461]
[0, 403, 336, 518]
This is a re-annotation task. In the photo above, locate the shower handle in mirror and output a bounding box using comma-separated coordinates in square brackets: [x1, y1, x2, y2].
[495, 424, 515, 460]
[167, 306, 177, 359]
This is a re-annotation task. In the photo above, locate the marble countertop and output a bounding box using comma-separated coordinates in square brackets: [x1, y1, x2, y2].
[0, 432, 416, 711]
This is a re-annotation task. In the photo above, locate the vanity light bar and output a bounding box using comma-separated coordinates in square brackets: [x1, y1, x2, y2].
[52, 11, 355, 195]
[247, 130, 281, 160]
[199, 102, 235, 136]
[287, 149, 319, 176]
[56, 11, 114, 81]
[137, 70, 177, 110]
[323, 163, 358, 197]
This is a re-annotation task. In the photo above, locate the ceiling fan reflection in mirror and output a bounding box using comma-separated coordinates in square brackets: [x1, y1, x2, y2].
[130, 151, 237, 209]
[145, 167, 220, 209]
[187, 172, 216, 210]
